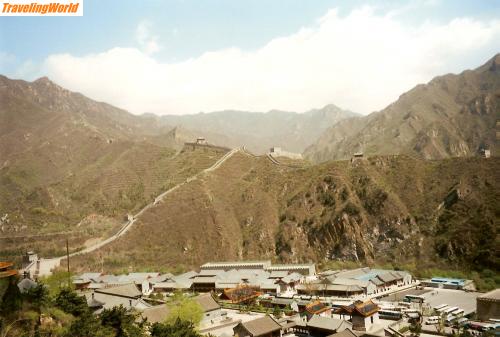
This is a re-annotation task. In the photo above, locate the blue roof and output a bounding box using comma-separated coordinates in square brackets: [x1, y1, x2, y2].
[354, 269, 398, 281]
[355, 272, 381, 281]
[430, 277, 465, 286]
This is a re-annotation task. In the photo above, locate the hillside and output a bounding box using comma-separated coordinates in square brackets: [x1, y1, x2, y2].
[68, 152, 499, 274]
[0, 76, 227, 261]
[305, 54, 500, 162]
[156, 104, 358, 154]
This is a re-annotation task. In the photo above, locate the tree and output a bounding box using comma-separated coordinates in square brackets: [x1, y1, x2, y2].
[436, 313, 446, 334]
[453, 327, 472, 337]
[40, 271, 73, 296]
[165, 295, 203, 326]
[150, 318, 201, 337]
[55, 287, 88, 316]
[319, 277, 330, 298]
[273, 306, 283, 318]
[64, 312, 113, 337]
[23, 284, 49, 312]
[100, 305, 145, 337]
[409, 322, 422, 337]
[0, 277, 22, 316]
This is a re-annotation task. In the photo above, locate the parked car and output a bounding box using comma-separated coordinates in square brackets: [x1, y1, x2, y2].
[454, 317, 469, 329]
[426, 316, 440, 325]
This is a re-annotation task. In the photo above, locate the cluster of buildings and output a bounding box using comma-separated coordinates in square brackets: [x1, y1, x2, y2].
[73, 261, 317, 298]
[65, 262, 421, 336]
[233, 300, 382, 337]
[5, 256, 499, 337]
[68, 265, 392, 336]
[72, 262, 413, 301]
[303, 268, 413, 297]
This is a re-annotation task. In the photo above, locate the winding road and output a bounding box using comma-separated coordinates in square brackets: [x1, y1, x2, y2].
[32, 147, 240, 276]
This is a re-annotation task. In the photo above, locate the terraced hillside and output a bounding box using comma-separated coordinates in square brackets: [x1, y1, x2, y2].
[69, 152, 498, 275]
[0, 75, 227, 262]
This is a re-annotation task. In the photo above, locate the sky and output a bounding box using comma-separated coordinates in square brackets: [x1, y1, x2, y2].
[0, 0, 499, 115]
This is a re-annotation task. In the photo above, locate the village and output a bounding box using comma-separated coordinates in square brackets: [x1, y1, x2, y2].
[3, 256, 499, 337]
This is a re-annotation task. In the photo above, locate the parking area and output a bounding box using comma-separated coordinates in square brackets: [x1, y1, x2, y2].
[379, 288, 432, 302]
[419, 288, 480, 315]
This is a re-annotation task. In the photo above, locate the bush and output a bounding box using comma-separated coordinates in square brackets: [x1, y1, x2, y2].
[55, 288, 88, 316]
[166, 294, 203, 326]
[100, 305, 144, 337]
[343, 202, 359, 216]
[319, 192, 335, 207]
[150, 318, 201, 337]
[23, 284, 50, 311]
[65, 312, 113, 337]
[340, 187, 349, 201]
[362, 189, 388, 214]
[399, 326, 410, 333]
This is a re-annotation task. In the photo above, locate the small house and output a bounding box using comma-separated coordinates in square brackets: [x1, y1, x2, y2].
[305, 300, 332, 320]
[196, 293, 223, 324]
[233, 315, 282, 337]
[196, 137, 208, 145]
[306, 316, 352, 337]
[351, 152, 364, 163]
[476, 289, 500, 321]
[335, 300, 380, 331]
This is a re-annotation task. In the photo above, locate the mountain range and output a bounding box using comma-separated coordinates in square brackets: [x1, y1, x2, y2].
[305, 54, 500, 162]
[153, 105, 358, 154]
[0, 54, 498, 276]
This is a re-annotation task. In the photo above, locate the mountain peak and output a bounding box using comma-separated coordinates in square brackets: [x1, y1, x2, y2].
[489, 53, 500, 71]
[475, 53, 500, 73]
[305, 54, 499, 162]
[33, 76, 53, 84]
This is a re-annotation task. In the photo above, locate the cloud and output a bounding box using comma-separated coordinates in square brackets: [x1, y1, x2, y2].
[135, 20, 161, 55]
[0, 51, 16, 69]
[14, 59, 38, 78]
[40, 7, 500, 115]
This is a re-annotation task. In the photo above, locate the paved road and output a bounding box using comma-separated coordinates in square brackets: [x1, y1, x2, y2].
[34, 148, 240, 276]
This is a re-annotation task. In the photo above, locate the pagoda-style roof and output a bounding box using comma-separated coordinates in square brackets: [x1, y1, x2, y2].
[335, 299, 379, 317]
[305, 300, 331, 315]
[223, 285, 261, 304]
[0, 261, 17, 278]
[0, 262, 14, 269]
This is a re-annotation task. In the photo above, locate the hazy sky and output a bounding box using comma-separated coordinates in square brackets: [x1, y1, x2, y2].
[1, 0, 499, 115]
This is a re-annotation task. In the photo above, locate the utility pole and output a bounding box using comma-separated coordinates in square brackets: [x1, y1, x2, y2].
[66, 238, 70, 288]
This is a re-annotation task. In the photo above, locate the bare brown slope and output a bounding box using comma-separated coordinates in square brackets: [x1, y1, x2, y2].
[305, 54, 500, 162]
[0, 76, 227, 260]
[69, 153, 499, 274]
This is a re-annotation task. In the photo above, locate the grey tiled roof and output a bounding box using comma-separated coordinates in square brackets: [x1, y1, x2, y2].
[140, 305, 170, 323]
[17, 278, 38, 293]
[95, 283, 142, 298]
[307, 316, 352, 331]
[196, 293, 220, 312]
[237, 315, 281, 335]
